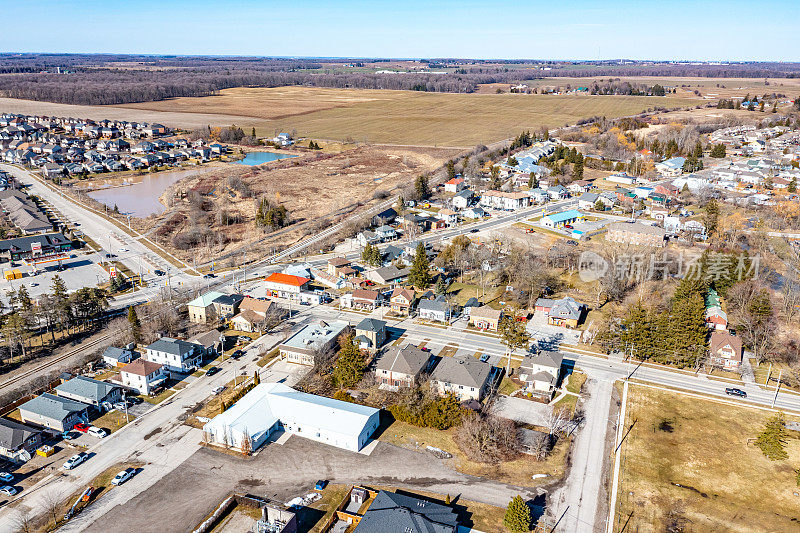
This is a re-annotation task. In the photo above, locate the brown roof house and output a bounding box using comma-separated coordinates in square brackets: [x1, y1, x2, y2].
[709, 331, 743, 371]
[340, 289, 381, 311]
[469, 306, 502, 331]
[375, 344, 432, 389]
[390, 288, 415, 315]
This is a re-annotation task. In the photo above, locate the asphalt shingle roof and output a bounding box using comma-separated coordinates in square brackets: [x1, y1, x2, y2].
[354, 490, 458, 533]
[19, 393, 86, 422]
[55, 376, 119, 403]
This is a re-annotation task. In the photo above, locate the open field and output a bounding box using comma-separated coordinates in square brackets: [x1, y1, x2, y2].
[614, 385, 800, 533]
[119, 86, 699, 147]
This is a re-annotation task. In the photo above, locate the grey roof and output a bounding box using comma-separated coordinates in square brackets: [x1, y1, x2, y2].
[356, 318, 387, 333]
[0, 233, 69, 254]
[55, 376, 120, 403]
[354, 490, 458, 533]
[418, 297, 449, 314]
[521, 350, 563, 371]
[430, 356, 492, 389]
[146, 337, 201, 357]
[376, 345, 431, 375]
[579, 192, 599, 203]
[19, 393, 86, 421]
[549, 297, 586, 321]
[454, 189, 473, 198]
[101, 346, 137, 362]
[212, 294, 244, 306]
[372, 265, 410, 283]
[0, 418, 40, 450]
[608, 221, 666, 237]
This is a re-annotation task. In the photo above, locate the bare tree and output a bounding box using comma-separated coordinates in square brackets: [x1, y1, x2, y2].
[455, 413, 520, 463]
[11, 509, 32, 533]
[41, 489, 64, 529]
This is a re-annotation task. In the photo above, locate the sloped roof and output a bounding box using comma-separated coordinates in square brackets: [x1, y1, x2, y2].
[469, 306, 501, 320]
[0, 418, 40, 450]
[356, 317, 386, 333]
[710, 331, 743, 360]
[549, 297, 586, 321]
[520, 350, 563, 371]
[264, 272, 310, 287]
[19, 393, 86, 421]
[377, 345, 430, 375]
[146, 337, 201, 357]
[354, 490, 458, 533]
[430, 356, 492, 389]
[55, 376, 119, 403]
[187, 291, 225, 308]
[122, 359, 163, 377]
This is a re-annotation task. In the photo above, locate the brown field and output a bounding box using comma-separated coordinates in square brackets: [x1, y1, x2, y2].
[135, 144, 458, 263]
[119, 86, 698, 147]
[614, 385, 800, 533]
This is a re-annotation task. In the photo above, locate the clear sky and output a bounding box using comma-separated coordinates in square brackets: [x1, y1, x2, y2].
[1, 0, 797, 61]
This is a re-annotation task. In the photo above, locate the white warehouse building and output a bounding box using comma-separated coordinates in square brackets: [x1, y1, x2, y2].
[202, 383, 381, 452]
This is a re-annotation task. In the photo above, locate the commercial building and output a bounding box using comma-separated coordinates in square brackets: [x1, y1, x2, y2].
[0, 233, 72, 263]
[264, 272, 310, 300]
[202, 383, 381, 452]
[279, 320, 351, 365]
[541, 209, 584, 229]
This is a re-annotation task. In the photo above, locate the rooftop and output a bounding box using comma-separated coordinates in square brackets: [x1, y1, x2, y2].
[281, 320, 350, 352]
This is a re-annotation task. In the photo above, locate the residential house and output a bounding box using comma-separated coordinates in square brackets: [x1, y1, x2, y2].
[705, 306, 728, 330]
[518, 351, 563, 397]
[327, 257, 352, 277]
[101, 345, 138, 367]
[186, 291, 224, 324]
[188, 329, 225, 356]
[430, 356, 493, 402]
[547, 185, 569, 199]
[264, 272, 310, 300]
[462, 206, 486, 219]
[120, 359, 166, 396]
[340, 289, 381, 311]
[443, 177, 465, 193]
[18, 393, 87, 432]
[417, 296, 451, 323]
[230, 297, 281, 333]
[212, 293, 244, 319]
[605, 221, 666, 247]
[54, 376, 122, 410]
[709, 331, 743, 371]
[655, 157, 686, 177]
[353, 490, 459, 533]
[389, 287, 415, 315]
[452, 189, 474, 209]
[371, 207, 397, 227]
[354, 318, 387, 351]
[374, 225, 397, 241]
[527, 188, 550, 204]
[479, 191, 530, 211]
[365, 265, 410, 285]
[534, 296, 586, 328]
[279, 320, 351, 366]
[375, 344, 432, 388]
[144, 337, 204, 373]
[437, 208, 458, 227]
[0, 419, 42, 462]
[469, 306, 502, 331]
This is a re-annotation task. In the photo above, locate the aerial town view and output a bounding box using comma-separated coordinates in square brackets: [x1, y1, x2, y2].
[0, 1, 798, 532]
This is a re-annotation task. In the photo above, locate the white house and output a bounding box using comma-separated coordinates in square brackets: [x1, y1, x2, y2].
[655, 157, 686, 177]
[202, 383, 381, 452]
[120, 359, 166, 395]
[144, 337, 204, 373]
[479, 191, 530, 211]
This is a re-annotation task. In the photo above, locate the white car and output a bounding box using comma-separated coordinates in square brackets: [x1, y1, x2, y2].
[63, 452, 88, 470]
[87, 427, 108, 438]
[0, 472, 12, 483]
[212, 386, 226, 395]
[111, 468, 135, 486]
[0, 486, 18, 496]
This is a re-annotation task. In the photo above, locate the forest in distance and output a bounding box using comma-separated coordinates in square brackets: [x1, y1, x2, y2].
[2, 54, 800, 106]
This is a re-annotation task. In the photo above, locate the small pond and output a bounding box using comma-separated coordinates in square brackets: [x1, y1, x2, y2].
[86, 170, 194, 218]
[233, 151, 297, 166]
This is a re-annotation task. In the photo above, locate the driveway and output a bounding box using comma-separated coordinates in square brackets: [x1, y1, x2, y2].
[493, 395, 551, 426]
[81, 437, 538, 533]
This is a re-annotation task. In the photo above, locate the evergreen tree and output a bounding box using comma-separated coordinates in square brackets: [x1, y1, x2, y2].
[594, 198, 606, 212]
[703, 199, 720, 237]
[710, 144, 726, 158]
[251, 127, 256, 138]
[127, 306, 142, 344]
[789, 177, 797, 193]
[415, 175, 430, 199]
[332, 335, 365, 388]
[755, 412, 789, 460]
[435, 276, 448, 295]
[573, 157, 584, 180]
[503, 495, 531, 533]
[667, 292, 707, 367]
[693, 142, 703, 160]
[409, 242, 431, 288]
[446, 160, 456, 180]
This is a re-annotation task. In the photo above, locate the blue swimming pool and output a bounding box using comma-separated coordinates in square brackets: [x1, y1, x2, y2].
[234, 151, 297, 166]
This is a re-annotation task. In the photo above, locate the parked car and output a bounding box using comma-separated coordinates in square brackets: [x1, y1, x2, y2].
[479, 354, 490, 363]
[113, 401, 129, 411]
[154, 269, 166, 276]
[88, 427, 108, 438]
[212, 386, 226, 395]
[206, 367, 220, 376]
[0, 486, 18, 496]
[128, 396, 143, 405]
[315, 480, 328, 490]
[0, 472, 13, 483]
[111, 468, 136, 486]
[231, 350, 244, 359]
[73, 423, 90, 433]
[63, 452, 88, 470]
[62, 431, 78, 441]
[725, 387, 747, 398]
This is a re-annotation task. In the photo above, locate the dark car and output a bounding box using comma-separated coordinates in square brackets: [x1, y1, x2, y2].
[470, 228, 480, 233]
[203, 273, 217, 279]
[105, 253, 116, 258]
[565, 240, 578, 246]
[128, 396, 143, 405]
[231, 350, 245, 359]
[62, 431, 78, 441]
[315, 480, 328, 491]
[725, 387, 747, 398]
[154, 269, 166, 276]
[206, 367, 221, 376]
[479, 354, 490, 363]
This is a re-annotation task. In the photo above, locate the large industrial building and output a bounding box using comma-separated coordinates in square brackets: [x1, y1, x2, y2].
[202, 383, 380, 452]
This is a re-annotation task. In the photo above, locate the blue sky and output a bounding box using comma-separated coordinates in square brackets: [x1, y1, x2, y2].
[1, 0, 797, 61]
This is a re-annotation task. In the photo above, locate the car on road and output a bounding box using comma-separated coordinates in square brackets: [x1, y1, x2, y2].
[31, 282, 38, 287]
[725, 387, 747, 398]
[230, 350, 245, 359]
[62, 431, 78, 441]
[111, 468, 136, 486]
[105, 253, 116, 258]
[120, 248, 129, 252]
[73, 423, 90, 433]
[470, 228, 479, 233]
[88, 427, 108, 438]
[0, 472, 13, 483]
[565, 240, 578, 246]
[479, 353, 490, 363]
[206, 366, 220, 376]
[154, 269, 166, 276]
[0, 486, 18, 496]
[63, 452, 88, 470]
[203, 273, 216, 278]
[212, 386, 226, 395]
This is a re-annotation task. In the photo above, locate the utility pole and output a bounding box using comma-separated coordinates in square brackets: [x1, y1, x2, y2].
[772, 369, 782, 408]
[123, 389, 130, 423]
